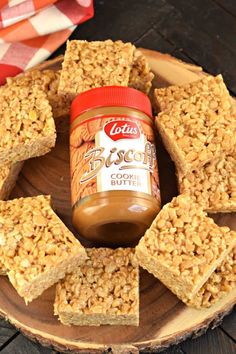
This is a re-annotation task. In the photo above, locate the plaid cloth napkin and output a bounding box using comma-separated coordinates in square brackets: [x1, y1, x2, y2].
[0, 0, 94, 85]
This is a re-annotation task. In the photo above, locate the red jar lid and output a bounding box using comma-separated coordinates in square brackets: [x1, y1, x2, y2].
[70, 86, 152, 123]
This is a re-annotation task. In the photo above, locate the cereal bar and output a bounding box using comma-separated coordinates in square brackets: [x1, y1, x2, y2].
[154, 75, 231, 112]
[0, 162, 23, 200]
[128, 49, 154, 94]
[0, 195, 87, 303]
[0, 84, 56, 166]
[54, 248, 139, 326]
[156, 97, 236, 174]
[58, 40, 134, 99]
[177, 154, 236, 213]
[7, 69, 70, 119]
[185, 247, 236, 308]
[135, 194, 236, 302]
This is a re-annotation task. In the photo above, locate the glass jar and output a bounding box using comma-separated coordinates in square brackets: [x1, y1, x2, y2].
[70, 86, 161, 246]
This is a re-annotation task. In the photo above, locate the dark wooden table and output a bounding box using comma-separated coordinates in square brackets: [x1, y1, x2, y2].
[0, 0, 236, 353]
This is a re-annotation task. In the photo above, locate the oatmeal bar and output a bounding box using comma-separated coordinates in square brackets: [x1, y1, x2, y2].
[156, 97, 235, 174]
[185, 247, 236, 308]
[128, 49, 154, 94]
[154, 75, 230, 112]
[177, 154, 236, 213]
[135, 194, 236, 302]
[0, 162, 23, 200]
[0, 195, 87, 303]
[58, 40, 134, 99]
[54, 248, 139, 326]
[7, 69, 70, 119]
[0, 84, 56, 166]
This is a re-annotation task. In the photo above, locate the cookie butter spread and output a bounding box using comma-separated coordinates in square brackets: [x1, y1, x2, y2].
[70, 86, 161, 245]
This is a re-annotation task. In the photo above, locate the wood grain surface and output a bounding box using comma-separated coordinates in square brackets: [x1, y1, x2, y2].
[0, 49, 235, 353]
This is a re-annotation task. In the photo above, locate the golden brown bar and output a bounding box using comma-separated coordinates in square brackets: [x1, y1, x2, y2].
[0, 162, 23, 200]
[154, 75, 231, 112]
[177, 154, 236, 213]
[0, 84, 56, 166]
[185, 247, 236, 308]
[0, 195, 87, 303]
[54, 248, 139, 326]
[135, 194, 236, 302]
[128, 49, 154, 94]
[58, 40, 135, 99]
[156, 97, 235, 174]
[7, 69, 70, 119]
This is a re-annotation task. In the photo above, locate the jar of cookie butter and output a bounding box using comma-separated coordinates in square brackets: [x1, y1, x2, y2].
[70, 86, 161, 246]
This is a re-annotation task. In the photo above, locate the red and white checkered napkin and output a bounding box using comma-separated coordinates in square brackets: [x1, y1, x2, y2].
[0, 0, 94, 85]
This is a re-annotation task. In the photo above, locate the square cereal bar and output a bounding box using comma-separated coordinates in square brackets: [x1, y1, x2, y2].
[58, 40, 134, 99]
[0, 84, 56, 166]
[154, 75, 231, 112]
[7, 69, 70, 119]
[177, 154, 236, 213]
[135, 194, 236, 302]
[185, 247, 236, 308]
[128, 49, 154, 94]
[0, 195, 87, 303]
[0, 162, 23, 200]
[156, 98, 236, 174]
[54, 248, 139, 326]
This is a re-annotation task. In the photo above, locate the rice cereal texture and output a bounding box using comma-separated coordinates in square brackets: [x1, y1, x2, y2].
[156, 96, 235, 174]
[58, 40, 135, 99]
[128, 49, 154, 94]
[135, 194, 236, 303]
[177, 154, 236, 213]
[185, 247, 236, 308]
[54, 248, 139, 326]
[0, 195, 87, 303]
[0, 84, 56, 166]
[154, 75, 231, 112]
[7, 69, 70, 120]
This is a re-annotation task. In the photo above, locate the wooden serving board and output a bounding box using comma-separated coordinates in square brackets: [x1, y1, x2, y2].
[0, 49, 235, 353]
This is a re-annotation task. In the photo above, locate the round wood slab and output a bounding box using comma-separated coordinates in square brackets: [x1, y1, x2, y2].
[0, 49, 235, 353]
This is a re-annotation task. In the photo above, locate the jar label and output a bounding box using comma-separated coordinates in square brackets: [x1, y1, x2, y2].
[70, 114, 160, 206]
